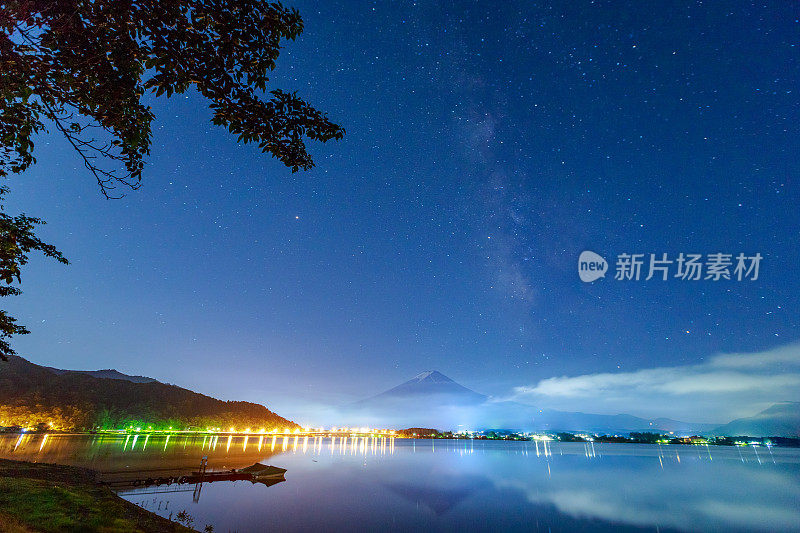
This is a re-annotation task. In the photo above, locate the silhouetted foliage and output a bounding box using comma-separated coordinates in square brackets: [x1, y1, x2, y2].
[0, 0, 343, 359]
[0, 187, 68, 360]
[174, 511, 194, 528]
[397, 428, 442, 437]
[629, 432, 666, 444]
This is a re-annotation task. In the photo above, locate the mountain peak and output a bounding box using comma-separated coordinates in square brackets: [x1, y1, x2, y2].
[359, 370, 486, 404]
[410, 371, 454, 383]
[44, 366, 157, 384]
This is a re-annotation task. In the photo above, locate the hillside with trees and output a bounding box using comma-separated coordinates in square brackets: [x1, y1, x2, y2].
[0, 356, 298, 431]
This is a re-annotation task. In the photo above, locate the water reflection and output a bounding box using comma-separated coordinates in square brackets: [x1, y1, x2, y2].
[1, 434, 798, 532]
[1, 433, 398, 458]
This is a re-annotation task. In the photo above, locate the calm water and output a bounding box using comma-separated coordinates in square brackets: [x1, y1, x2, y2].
[2, 433, 799, 532]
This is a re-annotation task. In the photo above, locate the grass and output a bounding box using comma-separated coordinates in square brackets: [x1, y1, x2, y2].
[0, 459, 194, 533]
[0, 512, 35, 533]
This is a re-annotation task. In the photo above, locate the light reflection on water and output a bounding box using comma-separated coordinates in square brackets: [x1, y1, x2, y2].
[1, 434, 799, 532]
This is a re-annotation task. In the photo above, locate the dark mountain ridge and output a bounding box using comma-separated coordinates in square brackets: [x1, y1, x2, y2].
[43, 366, 157, 384]
[710, 402, 800, 437]
[0, 356, 298, 431]
[527, 407, 715, 434]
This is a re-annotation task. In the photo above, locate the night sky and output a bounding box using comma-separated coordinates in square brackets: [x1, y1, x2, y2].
[5, 1, 799, 423]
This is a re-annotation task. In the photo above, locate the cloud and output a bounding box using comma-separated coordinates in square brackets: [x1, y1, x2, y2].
[490, 454, 800, 533]
[512, 343, 800, 423]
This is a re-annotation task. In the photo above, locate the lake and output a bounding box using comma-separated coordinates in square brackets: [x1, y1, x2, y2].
[2, 433, 799, 532]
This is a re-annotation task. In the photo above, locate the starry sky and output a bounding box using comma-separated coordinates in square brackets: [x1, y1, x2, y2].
[5, 1, 799, 423]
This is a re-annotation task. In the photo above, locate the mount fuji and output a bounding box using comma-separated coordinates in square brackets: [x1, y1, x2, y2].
[362, 371, 487, 404]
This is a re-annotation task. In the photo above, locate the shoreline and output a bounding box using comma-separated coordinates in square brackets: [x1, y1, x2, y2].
[2, 430, 797, 446]
[0, 458, 195, 532]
